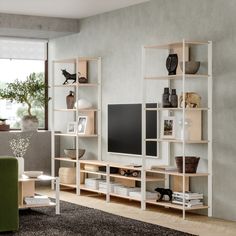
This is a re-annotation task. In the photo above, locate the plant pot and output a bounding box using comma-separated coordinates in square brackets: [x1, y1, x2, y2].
[21, 115, 39, 132]
[17, 157, 24, 177]
[175, 156, 200, 173]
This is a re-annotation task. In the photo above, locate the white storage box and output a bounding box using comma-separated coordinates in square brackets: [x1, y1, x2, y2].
[98, 182, 121, 193]
[85, 178, 105, 190]
[113, 186, 141, 196]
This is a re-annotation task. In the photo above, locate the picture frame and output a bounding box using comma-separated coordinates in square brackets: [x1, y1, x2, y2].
[161, 116, 175, 139]
[78, 116, 87, 134]
[67, 122, 76, 134]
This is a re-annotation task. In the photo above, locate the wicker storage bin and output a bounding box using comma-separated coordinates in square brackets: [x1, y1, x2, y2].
[175, 156, 200, 173]
[59, 167, 76, 184]
[59, 167, 84, 184]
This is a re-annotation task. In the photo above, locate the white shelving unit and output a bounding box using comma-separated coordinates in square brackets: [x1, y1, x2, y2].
[78, 160, 164, 204]
[51, 57, 102, 194]
[141, 40, 212, 219]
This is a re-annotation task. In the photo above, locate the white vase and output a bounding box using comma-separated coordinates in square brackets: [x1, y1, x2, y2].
[17, 157, 24, 177]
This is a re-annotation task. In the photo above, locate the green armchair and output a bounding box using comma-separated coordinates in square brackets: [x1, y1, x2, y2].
[0, 157, 19, 232]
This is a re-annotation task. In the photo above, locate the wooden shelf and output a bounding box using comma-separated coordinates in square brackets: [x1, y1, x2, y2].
[60, 183, 77, 188]
[54, 133, 98, 138]
[80, 170, 107, 176]
[79, 185, 106, 194]
[110, 173, 141, 181]
[145, 107, 209, 111]
[144, 74, 209, 80]
[146, 169, 209, 177]
[106, 162, 142, 170]
[109, 193, 141, 202]
[54, 157, 77, 163]
[79, 134, 98, 138]
[145, 139, 209, 144]
[53, 83, 99, 88]
[146, 200, 209, 211]
[79, 160, 107, 166]
[144, 41, 209, 49]
[54, 133, 77, 137]
[54, 108, 76, 112]
[19, 202, 56, 209]
[54, 108, 99, 112]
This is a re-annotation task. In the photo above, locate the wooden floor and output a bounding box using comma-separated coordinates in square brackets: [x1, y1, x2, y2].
[38, 187, 236, 236]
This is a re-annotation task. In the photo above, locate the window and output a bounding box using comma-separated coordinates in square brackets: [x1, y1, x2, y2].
[0, 38, 48, 129]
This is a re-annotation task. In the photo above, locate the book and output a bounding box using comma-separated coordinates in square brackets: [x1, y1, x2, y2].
[173, 192, 203, 200]
[24, 196, 50, 205]
[172, 200, 203, 208]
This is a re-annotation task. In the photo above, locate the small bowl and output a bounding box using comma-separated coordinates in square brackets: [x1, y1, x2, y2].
[180, 61, 200, 74]
[24, 171, 43, 178]
[64, 149, 85, 159]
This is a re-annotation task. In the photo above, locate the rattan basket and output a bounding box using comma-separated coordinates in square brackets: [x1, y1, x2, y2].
[175, 156, 200, 173]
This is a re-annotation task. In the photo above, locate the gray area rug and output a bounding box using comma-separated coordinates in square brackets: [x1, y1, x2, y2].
[2, 200, 196, 236]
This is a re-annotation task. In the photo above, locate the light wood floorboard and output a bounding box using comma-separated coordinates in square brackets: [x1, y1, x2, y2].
[38, 187, 236, 236]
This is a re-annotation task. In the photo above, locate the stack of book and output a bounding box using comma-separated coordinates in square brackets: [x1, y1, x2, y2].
[98, 182, 122, 193]
[84, 178, 105, 190]
[113, 186, 140, 196]
[24, 195, 50, 205]
[172, 192, 203, 208]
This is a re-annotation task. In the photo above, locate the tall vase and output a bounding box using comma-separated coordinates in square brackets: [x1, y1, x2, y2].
[66, 91, 75, 109]
[17, 157, 24, 177]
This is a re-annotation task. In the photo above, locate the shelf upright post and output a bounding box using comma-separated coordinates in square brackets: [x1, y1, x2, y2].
[51, 61, 55, 190]
[208, 41, 213, 217]
[182, 39, 186, 220]
[76, 58, 80, 195]
[106, 163, 110, 203]
[97, 57, 102, 161]
[141, 46, 147, 210]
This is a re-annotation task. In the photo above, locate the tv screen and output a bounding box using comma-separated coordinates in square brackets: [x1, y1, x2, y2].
[108, 103, 157, 156]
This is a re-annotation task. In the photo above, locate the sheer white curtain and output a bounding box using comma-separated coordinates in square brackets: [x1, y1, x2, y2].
[0, 38, 47, 60]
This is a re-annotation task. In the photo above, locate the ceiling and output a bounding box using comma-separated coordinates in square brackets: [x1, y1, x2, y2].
[0, 0, 149, 19]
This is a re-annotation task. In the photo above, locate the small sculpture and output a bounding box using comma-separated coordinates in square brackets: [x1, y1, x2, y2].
[155, 187, 173, 201]
[61, 69, 88, 85]
[62, 69, 76, 84]
[179, 92, 201, 108]
[166, 54, 178, 75]
[120, 169, 140, 177]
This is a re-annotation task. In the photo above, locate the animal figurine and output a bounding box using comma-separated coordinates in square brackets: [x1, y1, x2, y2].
[155, 187, 173, 201]
[62, 69, 76, 84]
[61, 70, 88, 85]
[179, 92, 201, 108]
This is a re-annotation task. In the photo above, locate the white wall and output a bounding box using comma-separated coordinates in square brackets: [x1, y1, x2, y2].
[49, 0, 236, 221]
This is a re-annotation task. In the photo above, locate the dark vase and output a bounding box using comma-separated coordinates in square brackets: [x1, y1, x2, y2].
[170, 89, 178, 108]
[166, 54, 178, 75]
[66, 91, 75, 109]
[162, 87, 171, 108]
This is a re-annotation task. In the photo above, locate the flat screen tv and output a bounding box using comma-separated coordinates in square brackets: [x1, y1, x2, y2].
[108, 103, 157, 156]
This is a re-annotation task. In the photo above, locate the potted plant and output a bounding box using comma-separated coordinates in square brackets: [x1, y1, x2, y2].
[0, 72, 49, 131]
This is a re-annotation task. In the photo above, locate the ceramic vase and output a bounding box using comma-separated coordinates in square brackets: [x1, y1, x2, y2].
[17, 157, 24, 177]
[166, 54, 178, 75]
[66, 91, 75, 109]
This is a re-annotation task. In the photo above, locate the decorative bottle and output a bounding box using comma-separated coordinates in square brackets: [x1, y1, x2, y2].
[162, 87, 170, 108]
[66, 91, 75, 109]
[170, 89, 178, 108]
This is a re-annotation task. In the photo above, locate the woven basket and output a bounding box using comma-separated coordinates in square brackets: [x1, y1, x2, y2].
[175, 156, 200, 173]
